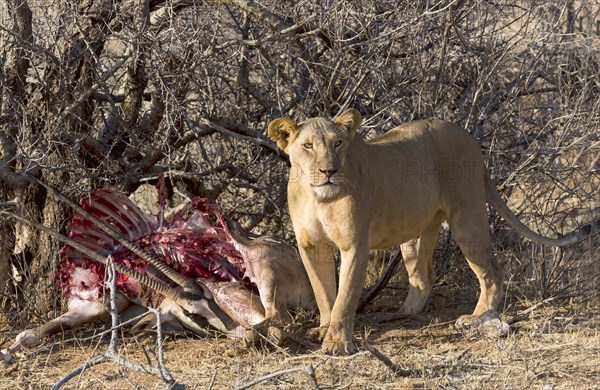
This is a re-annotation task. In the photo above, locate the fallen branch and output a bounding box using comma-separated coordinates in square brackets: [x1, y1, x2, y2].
[233, 365, 319, 390]
[0, 198, 18, 208]
[362, 340, 411, 377]
[148, 306, 177, 385]
[207, 371, 218, 390]
[358, 249, 403, 313]
[51, 354, 112, 389]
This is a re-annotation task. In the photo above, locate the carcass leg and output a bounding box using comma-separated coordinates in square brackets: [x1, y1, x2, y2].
[1, 294, 130, 364]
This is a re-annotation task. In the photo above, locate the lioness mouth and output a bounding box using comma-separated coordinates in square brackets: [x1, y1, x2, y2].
[315, 181, 336, 187]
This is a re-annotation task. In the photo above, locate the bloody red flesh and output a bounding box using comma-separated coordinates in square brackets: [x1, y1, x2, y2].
[59, 189, 252, 301]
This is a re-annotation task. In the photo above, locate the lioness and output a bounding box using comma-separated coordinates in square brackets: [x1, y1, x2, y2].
[268, 109, 598, 355]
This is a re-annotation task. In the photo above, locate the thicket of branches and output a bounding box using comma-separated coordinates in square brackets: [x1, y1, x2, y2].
[1, 0, 598, 322]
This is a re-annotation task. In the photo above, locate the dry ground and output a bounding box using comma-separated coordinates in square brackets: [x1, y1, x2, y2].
[0, 296, 598, 389]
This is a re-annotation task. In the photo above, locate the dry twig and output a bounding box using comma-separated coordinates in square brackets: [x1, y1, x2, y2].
[50, 257, 182, 389]
[362, 340, 411, 377]
[233, 364, 319, 390]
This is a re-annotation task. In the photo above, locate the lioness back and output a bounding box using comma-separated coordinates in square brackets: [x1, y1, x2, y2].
[360, 120, 487, 249]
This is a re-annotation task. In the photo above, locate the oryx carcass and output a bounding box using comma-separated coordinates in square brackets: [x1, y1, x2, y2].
[1, 181, 313, 364]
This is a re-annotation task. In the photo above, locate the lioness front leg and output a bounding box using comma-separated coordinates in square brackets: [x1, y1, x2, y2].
[298, 243, 337, 343]
[322, 243, 369, 355]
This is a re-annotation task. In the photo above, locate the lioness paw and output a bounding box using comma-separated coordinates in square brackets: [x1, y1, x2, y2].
[322, 339, 356, 355]
[455, 314, 479, 329]
[305, 326, 328, 343]
[321, 323, 356, 355]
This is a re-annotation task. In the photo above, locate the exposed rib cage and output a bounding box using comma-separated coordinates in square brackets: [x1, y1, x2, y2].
[59, 189, 250, 302]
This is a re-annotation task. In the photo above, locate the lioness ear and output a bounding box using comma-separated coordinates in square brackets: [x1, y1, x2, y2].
[268, 118, 298, 151]
[335, 109, 362, 137]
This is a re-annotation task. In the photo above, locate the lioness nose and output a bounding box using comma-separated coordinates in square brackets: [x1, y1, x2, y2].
[320, 167, 338, 177]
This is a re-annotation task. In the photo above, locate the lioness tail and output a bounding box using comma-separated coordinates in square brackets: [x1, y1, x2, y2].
[485, 174, 599, 246]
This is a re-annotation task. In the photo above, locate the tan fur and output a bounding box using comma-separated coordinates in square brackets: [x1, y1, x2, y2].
[268, 109, 598, 355]
[228, 234, 315, 323]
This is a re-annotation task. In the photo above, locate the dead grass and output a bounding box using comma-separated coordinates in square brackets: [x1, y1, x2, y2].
[1, 297, 598, 389]
[1, 237, 598, 389]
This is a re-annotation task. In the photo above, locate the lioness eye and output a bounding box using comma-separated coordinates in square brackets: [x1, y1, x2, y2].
[334, 140, 342, 147]
[303, 143, 313, 149]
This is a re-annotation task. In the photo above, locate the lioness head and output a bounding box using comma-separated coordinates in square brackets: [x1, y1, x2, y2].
[268, 109, 362, 200]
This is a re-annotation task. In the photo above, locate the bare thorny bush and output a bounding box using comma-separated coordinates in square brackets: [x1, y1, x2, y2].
[0, 0, 598, 328]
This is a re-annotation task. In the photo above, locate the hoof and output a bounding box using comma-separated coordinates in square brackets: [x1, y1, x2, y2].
[244, 325, 289, 348]
[0, 349, 14, 367]
[244, 328, 260, 347]
[266, 326, 287, 346]
[456, 311, 510, 338]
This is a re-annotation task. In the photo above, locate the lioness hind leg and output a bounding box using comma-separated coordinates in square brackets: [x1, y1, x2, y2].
[447, 208, 504, 318]
[400, 212, 444, 314]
